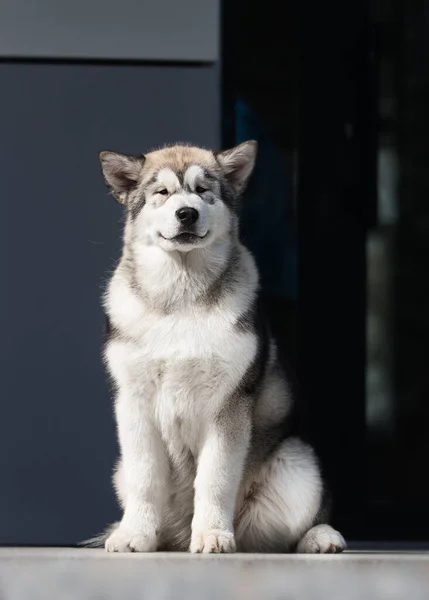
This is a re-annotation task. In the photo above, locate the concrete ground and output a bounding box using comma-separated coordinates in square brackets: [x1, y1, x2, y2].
[0, 548, 428, 600]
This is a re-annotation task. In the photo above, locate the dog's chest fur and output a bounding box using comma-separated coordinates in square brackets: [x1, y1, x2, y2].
[105, 273, 256, 457]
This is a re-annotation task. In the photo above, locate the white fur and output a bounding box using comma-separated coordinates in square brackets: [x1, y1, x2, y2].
[99, 143, 345, 554]
[297, 524, 346, 553]
[183, 164, 204, 189]
[135, 165, 227, 253]
[155, 168, 181, 192]
[105, 244, 257, 551]
[235, 439, 323, 552]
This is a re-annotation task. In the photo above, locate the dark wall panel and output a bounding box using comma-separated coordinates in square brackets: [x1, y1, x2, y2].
[0, 63, 219, 544]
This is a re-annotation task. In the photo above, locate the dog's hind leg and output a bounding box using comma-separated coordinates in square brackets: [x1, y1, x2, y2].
[235, 437, 346, 553]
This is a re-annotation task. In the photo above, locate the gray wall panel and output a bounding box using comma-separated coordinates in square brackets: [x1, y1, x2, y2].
[0, 63, 219, 544]
[0, 0, 219, 61]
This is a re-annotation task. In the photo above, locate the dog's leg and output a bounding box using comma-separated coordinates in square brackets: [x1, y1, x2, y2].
[105, 393, 169, 552]
[190, 409, 251, 554]
[235, 437, 346, 553]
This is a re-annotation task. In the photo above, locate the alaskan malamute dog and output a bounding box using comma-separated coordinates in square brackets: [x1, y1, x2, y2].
[98, 141, 345, 553]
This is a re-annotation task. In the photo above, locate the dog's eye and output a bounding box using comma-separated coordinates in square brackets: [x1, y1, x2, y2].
[157, 189, 169, 196]
[196, 186, 207, 194]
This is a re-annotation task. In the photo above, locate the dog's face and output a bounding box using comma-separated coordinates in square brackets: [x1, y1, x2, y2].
[99, 142, 257, 252]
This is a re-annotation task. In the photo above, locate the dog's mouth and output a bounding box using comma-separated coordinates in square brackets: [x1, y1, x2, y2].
[160, 232, 209, 244]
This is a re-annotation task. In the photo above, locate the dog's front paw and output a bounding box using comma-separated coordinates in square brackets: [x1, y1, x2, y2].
[190, 529, 236, 554]
[105, 526, 157, 553]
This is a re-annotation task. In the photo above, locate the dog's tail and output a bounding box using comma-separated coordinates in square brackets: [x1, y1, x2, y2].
[79, 522, 119, 548]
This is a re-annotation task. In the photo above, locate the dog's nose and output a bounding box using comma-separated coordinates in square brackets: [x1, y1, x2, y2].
[176, 207, 199, 226]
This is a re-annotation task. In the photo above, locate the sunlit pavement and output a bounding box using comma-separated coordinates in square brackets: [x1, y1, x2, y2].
[0, 547, 428, 599]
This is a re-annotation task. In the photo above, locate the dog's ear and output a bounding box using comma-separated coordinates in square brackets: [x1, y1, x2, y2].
[217, 140, 257, 196]
[99, 151, 145, 204]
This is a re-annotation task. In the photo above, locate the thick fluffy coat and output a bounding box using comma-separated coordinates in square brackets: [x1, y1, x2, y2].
[98, 141, 345, 553]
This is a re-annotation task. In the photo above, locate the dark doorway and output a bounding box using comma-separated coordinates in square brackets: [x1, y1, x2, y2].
[222, 0, 429, 543]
